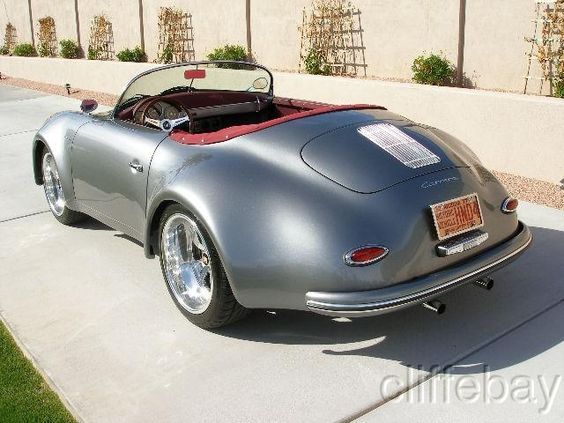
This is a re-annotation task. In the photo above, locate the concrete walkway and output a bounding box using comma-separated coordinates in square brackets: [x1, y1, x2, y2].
[0, 85, 562, 422]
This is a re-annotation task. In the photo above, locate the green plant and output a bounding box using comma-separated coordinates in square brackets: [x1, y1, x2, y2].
[411, 52, 455, 86]
[554, 74, 564, 98]
[59, 39, 79, 59]
[304, 47, 331, 75]
[87, 46, 99, 60]
[116, 46, 146, 62]
[207, 44, 248, 62]
[160, 43, 173, 64]
[0, 44, 8, 55]
[12, 43, 36, 57]
[37, 42, 52, 57]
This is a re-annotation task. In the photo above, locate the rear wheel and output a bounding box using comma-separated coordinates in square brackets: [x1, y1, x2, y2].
[158, 204, 248, 328]
[41, 149, 85, 225]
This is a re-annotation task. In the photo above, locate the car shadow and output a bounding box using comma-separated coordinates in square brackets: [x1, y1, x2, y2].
[214, 226, 564, 374]
[72, 218, 112, 231]
[72, 219, 144, 247]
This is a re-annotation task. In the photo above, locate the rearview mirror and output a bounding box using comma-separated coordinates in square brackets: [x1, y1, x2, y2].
[80, 99, 98, 113]
[252, 77, 268, 90]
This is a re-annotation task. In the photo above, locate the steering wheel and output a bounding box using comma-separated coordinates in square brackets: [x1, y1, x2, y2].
[134, 97, 190, 132]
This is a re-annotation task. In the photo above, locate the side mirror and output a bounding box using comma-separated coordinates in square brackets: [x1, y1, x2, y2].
[80, 99, 98, 113]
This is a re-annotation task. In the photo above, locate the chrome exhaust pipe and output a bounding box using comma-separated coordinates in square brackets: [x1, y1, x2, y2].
[474, 276, 494, 290]
[422, 300, 446, 314]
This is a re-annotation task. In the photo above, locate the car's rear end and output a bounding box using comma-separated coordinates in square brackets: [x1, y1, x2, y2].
[158, 105, 532, 316]
[295, 109, 531, 316]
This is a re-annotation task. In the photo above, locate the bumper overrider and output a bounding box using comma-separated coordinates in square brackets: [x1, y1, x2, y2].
[305, 221, 532, 317]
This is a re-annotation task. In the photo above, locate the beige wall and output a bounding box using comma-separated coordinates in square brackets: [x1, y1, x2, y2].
[356, 0, 460, 81]
[77, 0, 141, 58]
[251, 0, 309, 70]
[142, 0, 247, 62]
[1, 56, 562, 184]
[0, 0, 554, 93]
[464, 0, 543, 94]
[251, 0, 459, 80]
[0, 1, 33, 47]
[31, 0, 76, 46]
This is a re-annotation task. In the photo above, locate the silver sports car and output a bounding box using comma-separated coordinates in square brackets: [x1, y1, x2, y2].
[33, 61, 532, 328]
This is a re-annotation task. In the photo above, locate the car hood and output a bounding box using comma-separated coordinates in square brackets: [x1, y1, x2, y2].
[300, 117, 472, 193]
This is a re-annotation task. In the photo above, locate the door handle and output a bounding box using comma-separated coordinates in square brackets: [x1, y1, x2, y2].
[129, 162, 143, 173]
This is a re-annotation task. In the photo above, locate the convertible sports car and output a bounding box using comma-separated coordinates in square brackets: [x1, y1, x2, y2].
[33, 61, 532, 328]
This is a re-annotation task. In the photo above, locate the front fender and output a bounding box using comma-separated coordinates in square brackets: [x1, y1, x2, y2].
[32, 111, 92, 208]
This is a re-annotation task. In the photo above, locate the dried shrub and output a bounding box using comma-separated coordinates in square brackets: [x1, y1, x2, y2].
[88, 15, 114, 60]
[157, 7, 195, 64]
[528, 0, 564, 97]
[3, 23, 17, 53]
[37, 16, 57, 57]
[299, 0, 366, 76]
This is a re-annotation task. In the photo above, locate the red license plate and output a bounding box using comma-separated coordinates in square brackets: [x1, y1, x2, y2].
[430, 193, 484, 241]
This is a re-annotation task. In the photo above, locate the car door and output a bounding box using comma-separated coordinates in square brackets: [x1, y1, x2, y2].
[71, 117, 167, 239]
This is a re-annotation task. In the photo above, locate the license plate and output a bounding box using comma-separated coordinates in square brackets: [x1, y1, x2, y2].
[430, 193, 484, 241]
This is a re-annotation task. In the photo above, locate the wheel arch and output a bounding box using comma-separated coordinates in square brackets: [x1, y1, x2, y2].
[144, 191, 222, 262]
[145, 199, 177, 258]
[32, 138, 47, 185]
[145, 192, 248, 304]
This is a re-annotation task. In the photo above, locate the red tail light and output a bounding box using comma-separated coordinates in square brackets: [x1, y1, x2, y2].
[344, 245, 389, 266]
[501, 197, 519, 213]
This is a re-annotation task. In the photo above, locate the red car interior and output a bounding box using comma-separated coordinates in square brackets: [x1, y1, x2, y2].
[117, 91, 384, 145]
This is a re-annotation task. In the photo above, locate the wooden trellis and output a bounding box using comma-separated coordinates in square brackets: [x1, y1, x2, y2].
[524, 0, 564, 95]
[88, 15, 114, 60]
[37, 16, 57, 57]
[157, 7, 195, 64]
[299, 0, 367, 76]
[3, 23, 17, 53]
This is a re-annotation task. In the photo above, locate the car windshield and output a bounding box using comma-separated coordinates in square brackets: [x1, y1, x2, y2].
[116, 61, 272, 111]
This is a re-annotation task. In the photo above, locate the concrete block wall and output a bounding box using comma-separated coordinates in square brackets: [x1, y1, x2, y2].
[0, 56, 562, 185]
[0, 0, 550, 93]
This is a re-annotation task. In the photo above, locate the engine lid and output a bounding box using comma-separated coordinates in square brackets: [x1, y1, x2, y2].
[301, 120, 465, 193]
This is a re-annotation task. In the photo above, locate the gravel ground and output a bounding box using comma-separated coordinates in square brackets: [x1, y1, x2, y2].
[492, 170, 563, 210]
[1, 75, 562, 210]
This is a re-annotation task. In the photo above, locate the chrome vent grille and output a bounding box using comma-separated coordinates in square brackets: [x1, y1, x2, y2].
[357, 123, 441, 169]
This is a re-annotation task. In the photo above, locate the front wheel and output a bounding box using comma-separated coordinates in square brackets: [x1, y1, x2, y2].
[158, 204, 248, 328]
[41, 149, 85, 225]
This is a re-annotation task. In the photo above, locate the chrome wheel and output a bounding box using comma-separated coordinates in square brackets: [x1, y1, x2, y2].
[42, 152, 66, 216]
[161, 213, 213, 314]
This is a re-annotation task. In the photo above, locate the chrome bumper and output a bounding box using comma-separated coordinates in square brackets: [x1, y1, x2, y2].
[305, 222, 532, 317]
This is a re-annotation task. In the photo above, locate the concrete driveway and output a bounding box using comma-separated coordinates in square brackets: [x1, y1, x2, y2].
[0, 85, 562, 422]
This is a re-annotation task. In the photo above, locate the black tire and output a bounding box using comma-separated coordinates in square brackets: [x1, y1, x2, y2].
[158, 204, 248, 329]
[41, 148, 86, 225]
